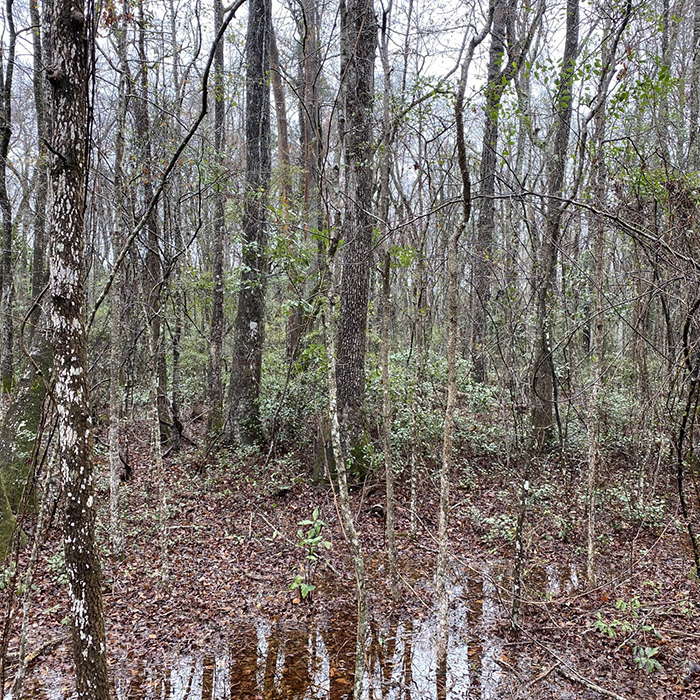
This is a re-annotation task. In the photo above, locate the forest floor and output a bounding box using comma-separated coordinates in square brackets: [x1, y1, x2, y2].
[4, 420, 700, 699]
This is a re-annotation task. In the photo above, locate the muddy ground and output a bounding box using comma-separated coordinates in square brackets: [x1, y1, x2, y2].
[3, 424, 700, 699]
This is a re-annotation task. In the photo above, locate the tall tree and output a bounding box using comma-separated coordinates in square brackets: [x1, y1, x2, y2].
[471, 0, 538, 383]
[29, 0, 50, 325]
[530, 0, 579, 447]
[336, 0, 377, 470]
[0, 0, 16, 391]
[47, 0, 110, 694]
[207, 0, 226, 439]
[228, 0, 271, 445]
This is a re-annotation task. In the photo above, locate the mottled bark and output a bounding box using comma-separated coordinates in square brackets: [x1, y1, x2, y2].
[228, 0, 271, 445]
[530, 0, 578, 447]
[337, 0, 377, 471]
[48, 0, 110, 693]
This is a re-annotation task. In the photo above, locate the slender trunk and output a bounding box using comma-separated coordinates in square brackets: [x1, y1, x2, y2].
[146, 310, 169, 581]
[135, 0, 169, 443]
[408, 250, 425, 539]
[378, 8, 398, 602]
[48, 0, 110, 691]
[207, 0, 226, 439]
[587, 85, 609, 592]
[29, 0, 49, 331]
[436, 213, 462, 693]
[471, 0, 509, 383]
[381, 253, 398, 602]
[0, 0, 16, 391]
[530, 0, 578, 447]
[109, 2, 129, 558]
[270, 27, 291, 202]
[323, 281, 367, 700]
[437, 39, 473, 685]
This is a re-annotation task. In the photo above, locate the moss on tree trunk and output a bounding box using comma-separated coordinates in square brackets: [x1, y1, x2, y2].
[0, 340, 51, 558]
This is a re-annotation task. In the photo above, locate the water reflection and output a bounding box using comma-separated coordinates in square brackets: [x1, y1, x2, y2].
[21, 567, 516, 700]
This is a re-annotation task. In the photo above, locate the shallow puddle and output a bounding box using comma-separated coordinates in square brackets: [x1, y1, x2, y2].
[16, 560, 580, 699]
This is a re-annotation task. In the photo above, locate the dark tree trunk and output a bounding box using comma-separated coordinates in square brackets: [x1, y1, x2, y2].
[471, 0, 509, 384]
[47, 0, 110, 694]
[228, 0, 271, 445]
[530, 0, 578, 447]
[134, 0, 170, 443]
[29, 0, 49, 331]
[0, 0, 16, 391]
[336, 0, 377, 472]
[207, 0, 226, 439]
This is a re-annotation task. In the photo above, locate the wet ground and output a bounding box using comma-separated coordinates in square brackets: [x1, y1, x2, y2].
[5, 446, 698, 700]
[15, 561, 587, 700]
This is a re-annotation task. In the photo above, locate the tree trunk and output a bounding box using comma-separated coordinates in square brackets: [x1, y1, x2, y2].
[437, 41, 473, 686]
[109, 3, 129, 558]
[336, 0, 377, 473]
[48, 0, 110, 693]
[323, 284, 367, 700]
[530, 0, 578, 448]
[228, 0, 271, 445]
[0, 0, 16, 392]
[134, 0, 170, 444]
[29, 0, 49, 332]
[471, 0, 509, 384]
[207, 0, 226, 440]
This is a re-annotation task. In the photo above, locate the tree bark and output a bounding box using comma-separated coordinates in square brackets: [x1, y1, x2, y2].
[0, 0, 16, 391]
[134, 0, 170, 443]
[29, 0, 49, 331]
[48, 0, 110, 693]
[336, 0, 377, 472]
[207, 0, 226, 439]
[228, 0, 271, 445]
[530, 0, 578, 447]
[323, 285, 367, 700]
[471, 0, 510, 384]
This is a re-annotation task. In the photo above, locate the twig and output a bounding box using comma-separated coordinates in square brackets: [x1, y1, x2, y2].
[525, 661, 560, 688]
[516, 623, 630, 700]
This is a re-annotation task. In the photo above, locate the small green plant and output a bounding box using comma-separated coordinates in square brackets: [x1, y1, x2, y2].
[633, 645, 662, 673]
[289, 573, 316, 600]
[0, 563, 16, 591]
[47, 551, 68, 586]
[593, 594, 663, 672]
[289, 507, 331, 601]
